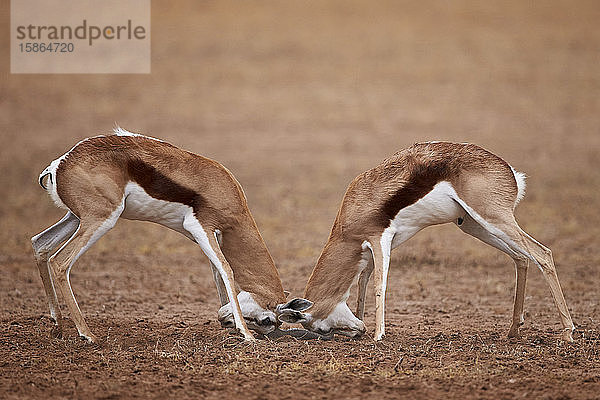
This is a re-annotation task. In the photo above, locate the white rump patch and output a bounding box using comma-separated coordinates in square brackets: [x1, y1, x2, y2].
[40, 158, 69, 210]
[40, 136, 102, 211]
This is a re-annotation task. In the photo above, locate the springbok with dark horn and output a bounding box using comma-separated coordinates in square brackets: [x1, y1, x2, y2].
[32, 127, 313, 342]
[301, 142, 575, 342]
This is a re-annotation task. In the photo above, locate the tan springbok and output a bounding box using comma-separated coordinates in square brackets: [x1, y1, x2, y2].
[301, 142, 575, 342]
[31, 127, 312, 343]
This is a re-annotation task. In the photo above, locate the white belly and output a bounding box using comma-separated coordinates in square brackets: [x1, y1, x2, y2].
[388, 181, 463, 248]
[120, 182, 193, 236]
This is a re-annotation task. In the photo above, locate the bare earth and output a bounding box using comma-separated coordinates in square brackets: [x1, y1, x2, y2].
[1, 1, 599, 399]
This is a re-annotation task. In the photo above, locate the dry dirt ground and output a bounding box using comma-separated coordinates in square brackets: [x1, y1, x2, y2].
[1, 1, 600, 399]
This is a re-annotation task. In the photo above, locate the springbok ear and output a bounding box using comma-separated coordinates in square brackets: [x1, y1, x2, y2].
[277, 309, 309, 324]
[277, 298, 313, 313]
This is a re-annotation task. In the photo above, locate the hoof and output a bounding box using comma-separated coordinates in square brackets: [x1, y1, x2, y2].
[50, 325, 63, 339]
[80, 333, 98, 343]
[561, 329, 574, 343]
[41, 314, 58, 324]
[242, 333, 257, 342]
[220, 320, 235, 329]
[508, 327, 521, 339]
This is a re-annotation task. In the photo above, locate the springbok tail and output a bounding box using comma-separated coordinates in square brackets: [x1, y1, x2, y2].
[38, 158, 62, 191]
[38, 165, 55, 190]
[38, 159, 69, 210]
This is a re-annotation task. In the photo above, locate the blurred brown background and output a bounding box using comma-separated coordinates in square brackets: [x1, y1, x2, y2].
[1, 1, 599, 399]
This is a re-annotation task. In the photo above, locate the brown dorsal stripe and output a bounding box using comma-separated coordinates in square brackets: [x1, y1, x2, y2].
[127, 159, 205, 209]
[378, 161, 451, 228]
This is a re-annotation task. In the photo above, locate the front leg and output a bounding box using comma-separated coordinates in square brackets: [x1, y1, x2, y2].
[210, 230, 229, 306]
[206, 233, 255, 341]
[356, 255, 374, 320]
[369, 232, 393, 341]
[183, 214, 255, 341]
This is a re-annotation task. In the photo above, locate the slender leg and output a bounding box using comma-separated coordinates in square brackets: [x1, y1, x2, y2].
[491, 221, 574, 341]
[508, 258, 528, 338]
[206, 233, 254, 340]
[458, 213, 574, 342]
[206, 234, 254, 340]
[210, 230, 229, 306]
[183, 214, 254, 341]
[370, 232, 393, 341]
[518, 232, 574, 342]
[458, 215, 527, 337]
[356, 255, 374, 320]
[31, 212, 79, 325]
[48, 208, 122, 342]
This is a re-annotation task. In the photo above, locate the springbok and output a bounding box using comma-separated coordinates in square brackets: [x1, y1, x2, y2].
[301, 141, 575, 342]
[31, 127, 313, 343]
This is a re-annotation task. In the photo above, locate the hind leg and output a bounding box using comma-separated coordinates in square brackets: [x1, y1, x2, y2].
[516, 230, 574, 341]
[508, 258, 528, 338]
[31, 212, 80, 326]
[49, 207, 122, 342]
[458, 212, 574, 341]
[488, 219, 574, 341]
[458, 215, 529, 337]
